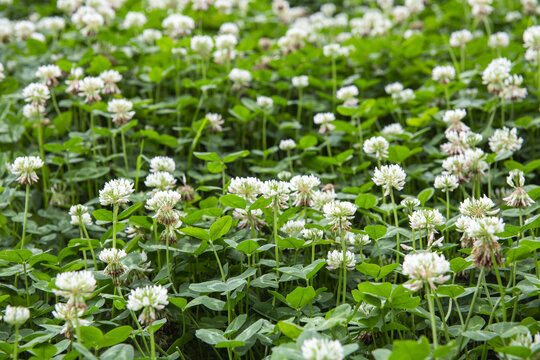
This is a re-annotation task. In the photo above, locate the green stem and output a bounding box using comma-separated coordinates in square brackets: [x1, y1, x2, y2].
[37, 121, 49, 206]
[210, 242, 231, 325]
[262, 112, 267, 155]
[426, 284, 438, 349]
[340, 228, 347, 304]
[456, 267, 485, 352]
[149, 325, 156, 360]
[187, 114, 208, 174]
[13, 325, 19, 360]
[331, 58, 337, 111]
[490, 249, 507, 322]
[81, 223, 98, 270]
[20, 183, 30, 249]
[121, 130, 129, 176]
[23, 262, 30, 307]
[90, 110, 96, 162]
[166, 232, 178, 294]
[390, 189, 400, 262]
[112, 204, 119, 249]
[273, 199, 280, 272]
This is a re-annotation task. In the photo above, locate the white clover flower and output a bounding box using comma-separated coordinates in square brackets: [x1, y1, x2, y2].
[392, 88, 415, 104]
[363, 136, 389, 160]
[99, 247, 127, 264]
[219, 22, 239, 36]
[79, 76, 104, 103]
[326, 249, 356, 271]
[65, 67, 84, 94]
[372, 164, 406, 196]
[488, 32, 510, 48]
[465, 216, 505, 240]
[162, 14, 194, 38]
[344, 232, 371, 246]
[336, 85, 359, 106]
[292, 75, 309, 88]
[507, 332, 540, 353]
[385, 82, 403, 95]
[72, 7, 104, 36]
[405, 0, 425, 13]
[23, 83, 50, 105]
[523, 25, 540, 51]
[54, 270, 96, 309]
[302, 228, 324, 242]
[205, 112, 224, 133]
[460, 195, 499, 217]
[140, 29, 162, 44]
[233, 208, 266, 230]
[127, 285, 168, 325]
[290, 175, 320, 207]
[99, 178, 134, 207]
[52, 303, 89, 338]
[7, 156, 44, 185]
[323, 43, 342, 57]
[409, 209, 445, 231]
[434, 174, 459, 192]
[99, 248, 128, 284]
[401, 197, 421, 212]
[313, 112, 336, 134]
[432, 65, 455, 84]
[442, 148, 488, 182]
[23, 103, 45, 119]
[311, 189, 336, 211]
[301, 337, 344, 360]
[442, 108, 468, 132]
[502, 75, 527, 101]
[4, 306, 30, 326]
[146, 190, 182, 225]
[228, 68, 251, 88]
[257, 96, 273, 109]
[391, 5, 410, 21]
[145, 172, 177, 191]
[14, 20, 35, 40]
[69, 204, 93, 226]
[150, 156, 175, 173]
[482, 58, 512, 94]
[215, 34, 237, 50]
[100, 70, 121, 95]
[122, 11, 146, 29]
[449, 29, 473, 47]
[323, 200, 357, 231]
[190, 35, 214, 56]
[213, 48, 236, 65]
[382, 123, 404, 136]
[402, 251, 451, 291]
[261, 180, 290, 209]
[228, 177, 263, 202]
[281, 219, 305, 236]
[488, 127, 523, 154]
[279, 139, 296, 151]
[107, 99, 135, 125]
[36, 64, 62, 87]
[469, 0, 493, 17]
[503, 169, 534, 208]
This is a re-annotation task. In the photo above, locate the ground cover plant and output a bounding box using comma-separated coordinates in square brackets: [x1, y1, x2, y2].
[0, 0, 539, 359]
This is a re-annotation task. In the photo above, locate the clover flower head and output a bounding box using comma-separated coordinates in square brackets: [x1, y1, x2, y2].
[52, 303, 89, 338]
[7, 156, 44, 185]
[489, 127, 523, 154]
[54, 270, 96, 309]
[323, 200, 357, 231]
[292, 75, 309, 88]
[279, 139, 296, 151]
[36, 64, 62, 87]
[313, 112, 336, 134]
[261, 180, 291, 209]
[108, 99, 135, 125]
[301, 338, 344, 360]
[434, 174, 459, 192]
[402, 251, 450, 291]
[69, 204, 93, 226]
[23, 82, 50, 105]
[372, 164, 406, 196]
[145, 172, 177, 191]
[78, 76, 104, 103]
[326, 249, 356, 270]
[280, 219, 305, 236]
[150, 156, 175, 173]
[4, 306, 30, 326]
[127, 285, 168, 325]
[290, 175, 320, 207]
[460, 195, 499, 217]
[363, 136, 389, 160]
[99, 178, 134, 206]
[432, 65, 455, 84]
[228, 177, 263, 202]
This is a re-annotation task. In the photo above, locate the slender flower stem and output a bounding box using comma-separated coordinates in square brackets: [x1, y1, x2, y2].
[490, 249, 507, 322]
[13, 325, 19, 360]
[210, 242, 231, 326]
[457, 267, 485, 352]
[23, 262, 30, 307]
[81, 222, 98, 270]
[112, 204, 119, 249]
[21, 183, 30, 249]
[331, 58, 337, 111]
[340, 228, 347, 304]
[187, 114, 208, 175]
[50, 90, 62, 119]
[149, 324, 156, 360]
[426, 284, 438, 349]
[166, 234, 178, 294]
[446, 191, 450, 242]
[37, 121, 49, 206]
[390, 189, 400, 262]
[90, 110, 96, 162]
[262, 112, 267, 155]
[121, 130, 129, 176]
[273, 199, 280, 272]
[326, 137, 335, 175]
[296, 89, 303, 124]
